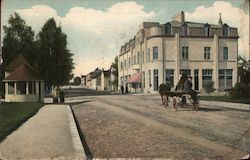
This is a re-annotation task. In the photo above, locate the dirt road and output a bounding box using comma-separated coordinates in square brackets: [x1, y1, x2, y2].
[71, 94, 250, 159]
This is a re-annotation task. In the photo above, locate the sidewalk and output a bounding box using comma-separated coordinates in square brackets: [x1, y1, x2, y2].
[0, 104, 86, 160]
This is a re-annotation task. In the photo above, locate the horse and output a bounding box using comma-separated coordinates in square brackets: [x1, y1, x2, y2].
[159, 83, 171, 108]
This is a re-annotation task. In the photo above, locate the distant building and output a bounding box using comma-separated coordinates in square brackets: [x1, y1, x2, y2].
[90, 68, 102, 90]
[101, 70, 110, 91]
[84, 68, 111, 91]
[110, 65, 117, 91]
[3, 54, 44, 102]
[85, 72, 92, 88]
[118, 11, 239, 93]
[81, 75, 86, 86]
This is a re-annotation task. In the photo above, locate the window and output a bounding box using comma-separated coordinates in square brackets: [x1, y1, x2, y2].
[137, 52, 140, 64]
[129, 57, 131, 67]
[153, 47, 158, 60]
[16, 81, 26, 95]
[124, 60, 126, 69]
[153, 69, 159, 90]
[181, 24, 188, 36]
[120, 62, 123, 70]
[165, 23, 172, 35]
[204, 24, 211, 36]
[147, 48, 150, 62]
[204, 27, 210, 36]
[142, 71, 145, 89]
[180, 69, 191, 76]
[204, 47, 211, 60]
[8, 82, 14, 94]
[142, 51, 144, 63]
[223, 24, 229, 36]
[120, 77, 124, 86]
[194, 69, 199, 90]
[148, 70, 151, 87]
[124, 76, 128, 84]
[181, 47, 189, 60]
[223, 47, 228, 60]
[219, 69, 233, 91]
[165, 69, 174, 86]
[202, 69, 213, 87]
[28, 82, 36, 94]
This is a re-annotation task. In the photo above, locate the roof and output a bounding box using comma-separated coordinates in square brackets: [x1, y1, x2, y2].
[5, 54, 34, 71]
[103, 70, 110, 77]
[170, 21, 222, 28]
[4, 64, 41, 81]
[126, 73, 141, 83]
[91, 69, 102, 79]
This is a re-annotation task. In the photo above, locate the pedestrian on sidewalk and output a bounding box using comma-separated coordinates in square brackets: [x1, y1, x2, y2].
[59, 89, 65, 103]
[121, 85, 124, 94]
[52, 87, 59, 103]
[125, 85, 128, 93]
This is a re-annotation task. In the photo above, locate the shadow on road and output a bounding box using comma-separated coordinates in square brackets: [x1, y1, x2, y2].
[199, 107, 222, 112]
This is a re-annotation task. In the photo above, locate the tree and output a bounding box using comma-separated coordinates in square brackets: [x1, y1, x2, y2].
[237, 55, 248, 69]
[111, 56, 118, 91]
[1, 13, 36, 97]
[73, 77, 81, 85]
[36, 18, 74, 87]
[203, 80, 215, 94]
[2, 13, 36, 68]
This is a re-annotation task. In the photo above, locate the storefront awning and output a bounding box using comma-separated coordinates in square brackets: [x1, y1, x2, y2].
[126, 73, 141, 83]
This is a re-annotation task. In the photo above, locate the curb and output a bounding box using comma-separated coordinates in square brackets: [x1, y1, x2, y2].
[200, 100, 250, 111]
[66, 105, 87, 160]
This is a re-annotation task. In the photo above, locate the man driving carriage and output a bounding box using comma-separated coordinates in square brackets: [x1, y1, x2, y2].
[159, 73, 199, 111]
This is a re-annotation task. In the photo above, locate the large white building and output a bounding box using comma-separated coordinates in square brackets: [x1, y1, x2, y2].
[118, 12, 239, 93]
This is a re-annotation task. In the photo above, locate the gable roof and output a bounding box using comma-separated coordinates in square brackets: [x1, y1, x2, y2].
[91, 69, 102, 79]
[5, 54, 34, 71]
[103, 70, 110, 77]
[4, 64, 41, 81]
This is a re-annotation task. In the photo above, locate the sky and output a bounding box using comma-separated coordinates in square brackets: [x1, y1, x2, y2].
[1, 0, 249, 77]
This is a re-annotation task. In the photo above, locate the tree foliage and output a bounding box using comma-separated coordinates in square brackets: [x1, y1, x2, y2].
[237, 55, 248, 69]
[36, 18, 74, 86]
[203, 80, 215, 94]
[2, 13, 36, 68]
[111, 56, 118, 90]
[2, 13, 74, 87]
[73, 77, 81, 85]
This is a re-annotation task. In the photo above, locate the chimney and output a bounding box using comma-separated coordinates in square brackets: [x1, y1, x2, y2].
[218, 12, 223, 26]
[172, 11, 185, 23]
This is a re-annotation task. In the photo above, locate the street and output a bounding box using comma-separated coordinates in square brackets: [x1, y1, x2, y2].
[70, 94, 250, 159]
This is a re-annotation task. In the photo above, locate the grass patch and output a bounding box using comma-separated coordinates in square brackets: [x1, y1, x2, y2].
[0, 102, 43, 143]
[199, 96, 250, 104]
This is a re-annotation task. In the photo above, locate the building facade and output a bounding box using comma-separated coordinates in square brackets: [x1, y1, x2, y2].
[84, 68, 111, 91]
[118, 12, 238, 93]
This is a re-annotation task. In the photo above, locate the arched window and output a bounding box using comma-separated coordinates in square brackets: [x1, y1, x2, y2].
[222, 24, 229, 36]
[165, 22, 172, 35]
[204, 23, 211, 36]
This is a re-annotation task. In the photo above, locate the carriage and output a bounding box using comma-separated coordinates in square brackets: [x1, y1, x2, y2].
[162, 90, 200, 111]
[159, 74, 200, 111]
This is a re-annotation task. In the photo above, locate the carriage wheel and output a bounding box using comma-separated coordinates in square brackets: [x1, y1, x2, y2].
[173, 97, 177, 112]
